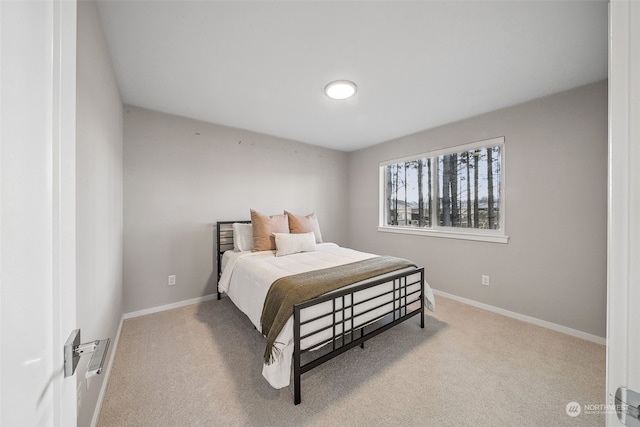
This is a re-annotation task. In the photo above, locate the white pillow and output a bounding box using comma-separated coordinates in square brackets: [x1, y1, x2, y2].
[232, 223, 254, 252]
[273, 232, 316, 257]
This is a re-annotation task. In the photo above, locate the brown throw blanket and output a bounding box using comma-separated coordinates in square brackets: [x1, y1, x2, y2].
[260, 256, 417, 364]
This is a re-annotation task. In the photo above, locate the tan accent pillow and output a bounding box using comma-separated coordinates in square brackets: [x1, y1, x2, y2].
[251, 209, 289, 251]
[285, 211, 323, 243]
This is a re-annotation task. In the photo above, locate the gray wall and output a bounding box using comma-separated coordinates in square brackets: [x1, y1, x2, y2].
[76, 0, 124, 425]
[347, 81, 608, 338]
[123, 107, 349, 313]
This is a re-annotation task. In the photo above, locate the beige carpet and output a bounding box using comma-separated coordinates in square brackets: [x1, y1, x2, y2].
[98, 296, 605, 426]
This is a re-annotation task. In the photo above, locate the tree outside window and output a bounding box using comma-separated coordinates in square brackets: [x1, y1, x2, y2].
[381, 137, 505, 240]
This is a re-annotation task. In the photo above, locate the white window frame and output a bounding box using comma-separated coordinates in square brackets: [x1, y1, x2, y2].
[378, 136, 509, 244]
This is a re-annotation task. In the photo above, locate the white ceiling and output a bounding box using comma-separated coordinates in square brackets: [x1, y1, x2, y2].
[96, 0, 608, 152]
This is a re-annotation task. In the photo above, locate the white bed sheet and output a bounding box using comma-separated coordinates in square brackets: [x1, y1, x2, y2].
[218, 243, 435, 389]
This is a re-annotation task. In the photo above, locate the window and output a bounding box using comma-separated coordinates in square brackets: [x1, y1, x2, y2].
[379, 137, 507, 243]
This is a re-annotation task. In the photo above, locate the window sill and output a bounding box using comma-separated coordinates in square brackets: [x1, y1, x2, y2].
[377, 226, 509, 244]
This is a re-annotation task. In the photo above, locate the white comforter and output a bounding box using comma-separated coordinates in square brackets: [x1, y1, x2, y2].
[218, 243, 435, 388]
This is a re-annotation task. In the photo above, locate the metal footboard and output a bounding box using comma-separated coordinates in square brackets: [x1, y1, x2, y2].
[292, 267, 424, 405]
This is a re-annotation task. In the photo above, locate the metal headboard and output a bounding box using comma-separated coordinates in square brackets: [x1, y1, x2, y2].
[216, 220, 250, 299]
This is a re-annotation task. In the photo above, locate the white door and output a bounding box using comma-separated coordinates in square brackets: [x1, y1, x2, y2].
[0, 0, 78, 425]
[607, 1, 640, 426]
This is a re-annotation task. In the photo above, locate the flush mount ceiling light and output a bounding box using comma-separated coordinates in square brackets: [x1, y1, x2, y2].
[324, 80, 357, 100]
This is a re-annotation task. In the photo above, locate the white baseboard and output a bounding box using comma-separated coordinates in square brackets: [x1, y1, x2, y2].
[124, 294, 217, 319]
[432, 289, 606, 346]
[91, 314, 124, 427]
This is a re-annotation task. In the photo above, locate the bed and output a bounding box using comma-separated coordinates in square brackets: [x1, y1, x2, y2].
[216, 216, 435, 404]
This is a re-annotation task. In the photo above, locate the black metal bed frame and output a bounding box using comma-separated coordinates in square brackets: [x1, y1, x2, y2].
[216, 221, 425, 405]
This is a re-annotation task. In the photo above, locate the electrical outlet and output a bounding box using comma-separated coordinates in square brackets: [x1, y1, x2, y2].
[168, 275, 176, 286]
[482, 275, 490, 286]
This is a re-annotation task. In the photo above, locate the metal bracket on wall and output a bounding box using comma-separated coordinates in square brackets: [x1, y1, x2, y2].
[64, 329, 110, 378]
